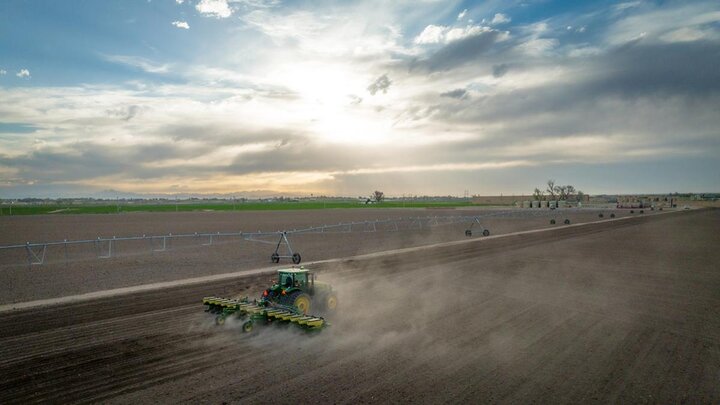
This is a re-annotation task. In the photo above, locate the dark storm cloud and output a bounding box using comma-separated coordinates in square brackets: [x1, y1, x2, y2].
[492, 63, 510, 78]
[585, 40, 720, 97]
[429, 40, 720, 133]
[414, 30, 502, 72]
[0, 141, 221, 182]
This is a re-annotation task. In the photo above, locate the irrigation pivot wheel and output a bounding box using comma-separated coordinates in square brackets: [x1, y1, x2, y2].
[292, 253, 302, 264]
[482, 229, 490, 237]
[271, 252, 280, 263]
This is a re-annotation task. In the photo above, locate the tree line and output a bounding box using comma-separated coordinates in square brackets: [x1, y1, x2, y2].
[533, 180, 585, 201]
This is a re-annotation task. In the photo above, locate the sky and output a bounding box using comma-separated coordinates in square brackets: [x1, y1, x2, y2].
[0, 0, 719, 198]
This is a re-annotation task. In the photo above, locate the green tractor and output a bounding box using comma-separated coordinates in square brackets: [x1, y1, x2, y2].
[260, 267, 338, 315]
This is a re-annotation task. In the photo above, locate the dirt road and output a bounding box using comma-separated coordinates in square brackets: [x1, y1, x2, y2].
[1, 209, 718, 403]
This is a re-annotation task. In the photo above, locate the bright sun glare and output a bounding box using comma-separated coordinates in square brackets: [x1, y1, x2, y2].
[277, 63, 392, 145]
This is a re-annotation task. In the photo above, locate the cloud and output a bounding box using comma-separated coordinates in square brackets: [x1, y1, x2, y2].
[0, 69, 6, 75]
[106, 105, 143, 121]
[419, 29, 502, 71]
[103, 54, 170, 73]
[176, 0, 184, 4]
[2, 1, 720, 197]
[367, 74, 391, 95]
[414, 24, 446, 44]
[414, 24, 499, 45]
[172, 21, 190, 29]
[196, 0, 232, 18]
[605, 2, 720, 45]
[491, 13, 511, 25]
[517, 38, 558, 56]
[457, 9, 467, 21]
[614, 1, 642, 12]
[440, 89, 468, 99]
[16, 69, 30, 78]
[492, 63, 510, 77]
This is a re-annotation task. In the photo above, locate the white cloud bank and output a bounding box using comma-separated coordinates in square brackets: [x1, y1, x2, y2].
[491, 13, 511, 25]
[16, 69, 30, 78]
[196, 0, 233, 18]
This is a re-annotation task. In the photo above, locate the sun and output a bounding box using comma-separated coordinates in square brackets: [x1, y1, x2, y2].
[274, 62, 392, 145]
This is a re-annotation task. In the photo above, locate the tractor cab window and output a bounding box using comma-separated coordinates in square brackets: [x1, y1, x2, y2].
[295, 273, 307, 286]
[283, 274, 293, 288]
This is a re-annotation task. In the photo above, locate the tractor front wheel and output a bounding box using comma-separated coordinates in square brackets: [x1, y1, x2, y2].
[215, 315, 226, 326]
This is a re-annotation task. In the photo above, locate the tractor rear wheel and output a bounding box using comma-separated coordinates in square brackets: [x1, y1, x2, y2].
[284, 291, 312, 314]
[325, 294, 338, 311]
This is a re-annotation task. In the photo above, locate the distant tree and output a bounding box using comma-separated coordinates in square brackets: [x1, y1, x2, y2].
[373, 190, 385, 202]
[533, 188, 544, 201]
[576, 190, 585, 202]
[546, 179, 557, 200]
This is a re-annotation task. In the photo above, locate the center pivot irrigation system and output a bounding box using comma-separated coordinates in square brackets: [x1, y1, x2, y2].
[0, 209, 608, 267]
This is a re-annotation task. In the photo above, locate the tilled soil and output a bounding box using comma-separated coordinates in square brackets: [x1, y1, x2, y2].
[0, 208, 635, 303]
[1, 209, 718, 403]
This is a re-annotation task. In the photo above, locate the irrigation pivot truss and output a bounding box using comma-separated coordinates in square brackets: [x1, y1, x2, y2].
[0, 209, 606, 267]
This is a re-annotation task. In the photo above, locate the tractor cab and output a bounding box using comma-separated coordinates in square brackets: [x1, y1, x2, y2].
[278, 268, 314, 289]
